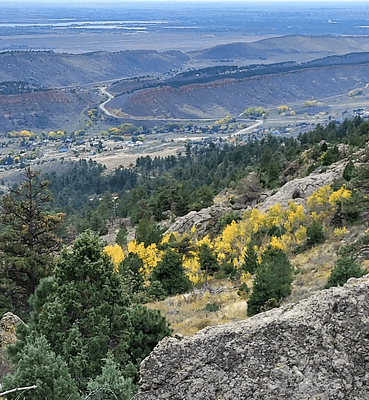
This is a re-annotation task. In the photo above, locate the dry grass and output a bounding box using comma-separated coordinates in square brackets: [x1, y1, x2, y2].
[92, 145, 182, 171]
[146, 279, 249, 336]
[146, 224, 368, 337]
[287, 239, 340, 304]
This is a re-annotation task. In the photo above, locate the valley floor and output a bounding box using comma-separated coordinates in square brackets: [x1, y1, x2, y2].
[0, 32, 271, 54]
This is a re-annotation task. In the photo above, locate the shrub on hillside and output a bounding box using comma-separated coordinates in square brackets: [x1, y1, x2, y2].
[325, 257, 366, 289]
[150, 249, 192, 296]
[343, 161, 357, 182]
[247, 248, 294, 316]
[306, 221, 325, 247]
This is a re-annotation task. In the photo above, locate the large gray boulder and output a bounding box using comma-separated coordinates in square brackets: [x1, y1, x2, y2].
[164, 162, 346, 236]
[135, 275, 369, 400]
[165, 203, 233, 236]
[258, 164, 345, 212]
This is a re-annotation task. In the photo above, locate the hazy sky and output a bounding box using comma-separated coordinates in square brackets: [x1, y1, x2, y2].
[4, 0, 369, 3]
[3, 0, 369, 8]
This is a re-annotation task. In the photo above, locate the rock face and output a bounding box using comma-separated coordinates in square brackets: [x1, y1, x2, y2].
[134, 275, 369, 400]
[258, 164, 345, 212]
[165, 203, 234, 236]
[164, 163, 345, 236]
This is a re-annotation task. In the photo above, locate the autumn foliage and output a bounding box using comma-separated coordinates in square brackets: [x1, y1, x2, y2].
[104, 184, 351, 296]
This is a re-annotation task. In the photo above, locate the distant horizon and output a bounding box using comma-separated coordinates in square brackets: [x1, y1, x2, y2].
[3, 0, 369, 9]
[3, 0, 369, 4]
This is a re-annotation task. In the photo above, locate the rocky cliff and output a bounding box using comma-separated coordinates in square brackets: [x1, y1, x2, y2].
[258, 162, 346, 212]
[164, 160, 345, 236]
[134, 275, 369, 400]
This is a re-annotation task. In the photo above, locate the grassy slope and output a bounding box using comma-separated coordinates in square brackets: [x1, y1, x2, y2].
[147, 232, 363, 336]
[145, 163, 369, 336]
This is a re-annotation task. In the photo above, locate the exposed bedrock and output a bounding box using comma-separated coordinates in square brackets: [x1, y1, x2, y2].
[135, 275, 369, 400]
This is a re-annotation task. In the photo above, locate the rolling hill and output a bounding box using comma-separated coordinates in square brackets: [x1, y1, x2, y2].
[108, 63, 369, 119]
[1, 35, 369, 130]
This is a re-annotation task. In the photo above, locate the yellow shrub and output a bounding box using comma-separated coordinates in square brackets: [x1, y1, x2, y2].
[266, 203, 285, 228]
[334, 227, 347, 237]
[278, 105, 289, 113]
[307, 185, 331, 209]
[104, 243, 125, 271]
[329, 187, 351, 205]
[295, 225, 307, 245]
[286, 202, 306, 227]
[270, 236, 287, 251]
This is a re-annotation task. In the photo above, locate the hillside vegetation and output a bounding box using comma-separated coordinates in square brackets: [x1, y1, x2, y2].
[1, 117, 369, 399]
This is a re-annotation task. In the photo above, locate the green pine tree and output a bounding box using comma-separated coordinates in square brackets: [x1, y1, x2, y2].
[325, 257, 366, 289]
[135, 217, 163, 246]
[242, 241, 259, 274]
[86, 353, 135, 400]
[150, 249, 192, 296]
[0, 167, 65, 316]
[247, 248, 294, 317]
[119, 252, 145, 295]
[18, 230, 132, 387]
[7, 231, 171, 392]
[127, 304, 172, 367]
[306, 221, 325, 247]
[198, 244, 219, 284]
[116, 224, 128, 247]
[2, 334, 80, 400]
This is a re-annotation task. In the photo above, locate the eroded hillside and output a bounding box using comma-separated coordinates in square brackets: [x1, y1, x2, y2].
[109, 63, 369, 119]
[1, 36, 369, 130]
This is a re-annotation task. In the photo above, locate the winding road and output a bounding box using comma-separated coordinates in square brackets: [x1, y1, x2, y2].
[97, 85, 265, 137]
[99, 86, 115, 117]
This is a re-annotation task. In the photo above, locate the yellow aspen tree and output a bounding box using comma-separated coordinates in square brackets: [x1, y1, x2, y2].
[127, 240, 161, 278]
[266, 203, 285, 228]
[269, 236, 287, 251]
[329, 187, 351, 205]
[307, 185, 332, 209]
[295, 225, 307, 245]
[182, 254, 200, 283]
[104, 243, 125, 271]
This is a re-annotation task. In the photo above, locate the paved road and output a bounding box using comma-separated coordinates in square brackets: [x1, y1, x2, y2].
[99, 86, 115, 117]
[231, 120, 263, 136]
[97, 86, 264, 135]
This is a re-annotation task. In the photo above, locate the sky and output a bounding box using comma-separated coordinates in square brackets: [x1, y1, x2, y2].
[2, 0, 369, 9]
[4, 0, 369, 3]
